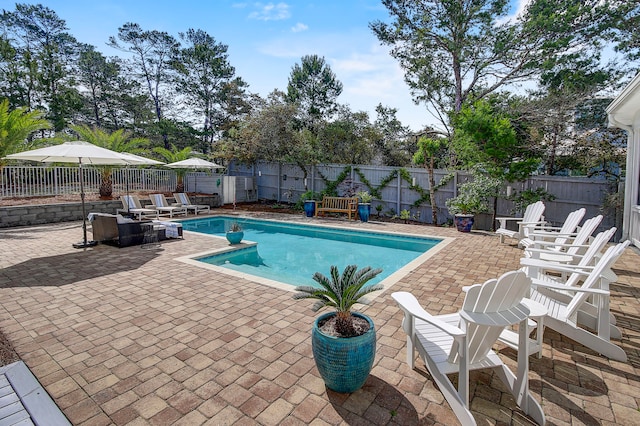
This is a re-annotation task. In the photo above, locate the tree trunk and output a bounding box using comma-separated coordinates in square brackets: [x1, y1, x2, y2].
[99, 176, 113, 199]
[492, 196, 498, 232]
[175, 176, 185, 193]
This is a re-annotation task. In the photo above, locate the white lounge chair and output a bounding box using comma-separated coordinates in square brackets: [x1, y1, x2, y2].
[520, 208, 586, 249]
[117, 195, 158, 220]
[173, 192, 210, 215]
[149, 194, 187, 218]
[495, 201, 546, 246]
[523, 215, 603, 263]
[392, 270, 545, 426]
[524, 241, 630, 361]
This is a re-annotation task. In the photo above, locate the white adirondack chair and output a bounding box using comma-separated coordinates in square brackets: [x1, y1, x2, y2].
[522, 228, 619, 336]
[523, 215, 603, 262]
[524, 241, 630, 362]
[523, 227, 617, 278]
[520, 208, 586, 249]
[495, 201, 546, 246]
[392, 271, 545, 426]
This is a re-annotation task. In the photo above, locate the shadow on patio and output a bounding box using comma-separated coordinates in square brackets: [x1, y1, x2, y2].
[0, 246, 161, 288]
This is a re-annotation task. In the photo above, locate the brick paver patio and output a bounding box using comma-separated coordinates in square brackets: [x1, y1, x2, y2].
[1, 212, 639, 425]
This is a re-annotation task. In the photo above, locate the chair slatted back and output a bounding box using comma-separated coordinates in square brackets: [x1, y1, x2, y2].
[174, 193, 190, 205]
[565, 241, 630, 320]
[150, 194, 168, 207]
[520, 201, 545, 239]
[566, 215, 603, 256]
[553, 208, 586, 246]
[523, 201, 545, 222]
[449, 271, 530, 364]
[121, 195, 142, 209]
[562, 227, 617, 287]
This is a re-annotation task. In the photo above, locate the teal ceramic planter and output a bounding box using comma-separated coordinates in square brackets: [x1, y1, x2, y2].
[312, 312, 376, 393]
[357, 204, 371, 222]
[226, 231, 244, 244]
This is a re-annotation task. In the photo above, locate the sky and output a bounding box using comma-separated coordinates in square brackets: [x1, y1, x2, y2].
[1, 0, 528, 132]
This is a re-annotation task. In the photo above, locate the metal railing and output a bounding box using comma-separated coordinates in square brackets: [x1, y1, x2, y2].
[0, 165, 176, 198]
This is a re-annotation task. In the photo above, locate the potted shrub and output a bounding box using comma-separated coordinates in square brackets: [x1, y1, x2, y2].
[293, 264, 383, 393]
[299, 190, 322, 218]
[356, 191, 373, 222]
[225, 222, 244, 244]
[445, 174, 499, 232]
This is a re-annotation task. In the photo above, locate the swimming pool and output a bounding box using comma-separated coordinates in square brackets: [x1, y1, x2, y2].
[179, 216, 449, 290]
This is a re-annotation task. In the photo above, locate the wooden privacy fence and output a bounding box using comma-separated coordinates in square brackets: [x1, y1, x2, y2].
[0, 166, 177, 198]
[0, 162, 621, 235]
[228, 161, 620, 234]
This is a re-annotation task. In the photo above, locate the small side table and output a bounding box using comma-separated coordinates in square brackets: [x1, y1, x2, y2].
[498, 298, 547, 358]
[141, 223, 164, 250]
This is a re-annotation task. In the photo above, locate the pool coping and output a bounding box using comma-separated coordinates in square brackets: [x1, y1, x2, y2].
[175, 215, 455, 298]
[0, 361, 71, 425]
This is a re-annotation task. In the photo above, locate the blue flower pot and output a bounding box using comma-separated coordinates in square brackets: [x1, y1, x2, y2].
[312, 312, 376, 393]
[304, 200, 316, 217]
[454, 214, 474, 232]
[357, 204, 371, 222]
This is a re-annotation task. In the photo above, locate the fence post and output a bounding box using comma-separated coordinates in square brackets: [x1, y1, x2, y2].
[396, 171, 401, 215]
[52, 166, 57, 196]
[277, 163, 281, 203]
[311, 165, 315, 193]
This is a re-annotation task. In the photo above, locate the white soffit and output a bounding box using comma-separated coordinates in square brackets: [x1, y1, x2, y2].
[607, 72, 640, 127]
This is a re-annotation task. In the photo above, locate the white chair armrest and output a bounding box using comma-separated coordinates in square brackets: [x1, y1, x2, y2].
[496, 217, 523, 222]
[529, 230, 579, 238]
[531, 280, 609, 296]
[524, 248, 582, 260]
[392, 292, 465, 337]
[521, 258, 594, 275]
[527, 241, 589, 249]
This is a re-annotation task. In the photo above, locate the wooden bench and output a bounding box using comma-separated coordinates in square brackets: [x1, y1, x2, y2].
[316, 196, 359, 220]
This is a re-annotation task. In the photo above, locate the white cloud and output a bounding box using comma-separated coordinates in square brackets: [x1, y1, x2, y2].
[249, 2, 291, 21]
[253, 32, 436, 130]
[291, 22, 308, 33]
[333, 46, 408, 101]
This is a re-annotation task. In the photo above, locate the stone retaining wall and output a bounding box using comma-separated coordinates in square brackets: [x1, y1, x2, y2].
[0, 195, 221, 228]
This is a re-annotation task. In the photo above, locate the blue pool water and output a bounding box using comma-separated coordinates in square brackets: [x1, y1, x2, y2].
[181, 216, 441, 287]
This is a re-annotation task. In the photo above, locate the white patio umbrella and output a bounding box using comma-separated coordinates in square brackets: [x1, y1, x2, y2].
[4, 141, 137, 249]
[165, 158, 223, 193]
[119, 152, 165, 166]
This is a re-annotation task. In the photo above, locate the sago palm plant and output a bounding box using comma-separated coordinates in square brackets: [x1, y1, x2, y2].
[294, 265, 383, 337]
[153, 144, 193, 192]
[71, 125, 150, 198]
[0, 99, 51, 167]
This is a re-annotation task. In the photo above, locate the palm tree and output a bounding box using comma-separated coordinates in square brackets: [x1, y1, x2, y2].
[153, 145, 193, 192]
[71, 125, 150, 198]
[293, 265, 383, 337]
[0, 99, 52, 167]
